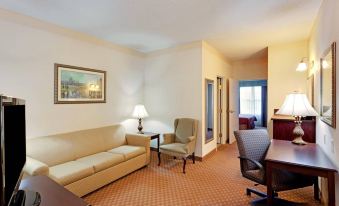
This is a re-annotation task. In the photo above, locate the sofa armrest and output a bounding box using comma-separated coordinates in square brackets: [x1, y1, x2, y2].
[126, 133, 151, 148]
[162, 133, 175, 145]
[24, 157, 49, 176]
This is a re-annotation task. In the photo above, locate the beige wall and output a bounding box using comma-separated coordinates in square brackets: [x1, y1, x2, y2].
[0, 9, 144, 138]
[143, 41, 232, 158]
[202, 41, 232, 156]
[308, 0, 339, 204]
[267, 40, 308, 137]
[231, 49, 268, 80]
[143, 42, 203, 156]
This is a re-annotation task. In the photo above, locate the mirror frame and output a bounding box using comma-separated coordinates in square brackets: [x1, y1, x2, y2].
[205, 79, 214, 144]
[320, 42, 336, 128]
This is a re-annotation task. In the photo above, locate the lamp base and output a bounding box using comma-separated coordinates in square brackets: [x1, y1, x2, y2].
[291, 119, 307, 145]
[292, 137, 307, 145]
[137, 118, 144, 134]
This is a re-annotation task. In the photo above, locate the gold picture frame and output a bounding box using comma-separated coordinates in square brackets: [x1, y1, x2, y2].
[54, 64, 106, 104]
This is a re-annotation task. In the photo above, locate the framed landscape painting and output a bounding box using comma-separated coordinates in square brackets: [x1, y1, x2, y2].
[54, 64, 106, 104]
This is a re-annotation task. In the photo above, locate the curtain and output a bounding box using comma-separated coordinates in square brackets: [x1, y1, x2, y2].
[261, 86, 267, 127]
[240, 86, 262, 126]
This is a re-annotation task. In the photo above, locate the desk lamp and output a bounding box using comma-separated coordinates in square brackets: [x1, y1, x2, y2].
[132, 104, 149, 134]
[276, 92, 318, 145]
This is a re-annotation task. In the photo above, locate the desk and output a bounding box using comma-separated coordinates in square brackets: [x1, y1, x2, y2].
[20, 175, 88, 206]
[265, 140, 337, 206]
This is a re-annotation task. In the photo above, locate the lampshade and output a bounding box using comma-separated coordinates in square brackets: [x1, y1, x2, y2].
[276, 92, 318, 117]
[296, 61, 307, 72]
[132, 104, 149, 119]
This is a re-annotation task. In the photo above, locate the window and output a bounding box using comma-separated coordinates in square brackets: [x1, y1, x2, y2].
[240, 86, 262, 126]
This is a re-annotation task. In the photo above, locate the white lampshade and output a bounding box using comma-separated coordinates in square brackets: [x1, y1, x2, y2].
[132, 104, 149, 119]
[277, 92, 318, 117]
[296, 62, 307, 72]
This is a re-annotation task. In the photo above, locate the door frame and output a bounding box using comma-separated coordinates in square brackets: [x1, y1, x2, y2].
[227, 78, 239, 144]
[216, 76, 225, 144]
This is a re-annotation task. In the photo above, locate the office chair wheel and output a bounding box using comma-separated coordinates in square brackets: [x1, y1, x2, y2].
[246, 188, 251, 196]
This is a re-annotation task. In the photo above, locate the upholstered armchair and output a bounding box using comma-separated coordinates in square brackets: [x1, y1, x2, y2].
[234, 129, 316, 203]
[158, 118, 198, 174]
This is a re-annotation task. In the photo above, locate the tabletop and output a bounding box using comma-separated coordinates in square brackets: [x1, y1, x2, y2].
[265, 140, 337, 172]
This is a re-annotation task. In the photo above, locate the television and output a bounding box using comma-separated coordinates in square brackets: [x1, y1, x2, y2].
[0, 95, 40, 206]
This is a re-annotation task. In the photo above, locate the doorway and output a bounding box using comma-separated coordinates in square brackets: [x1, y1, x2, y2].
[238, 80, 267, 129]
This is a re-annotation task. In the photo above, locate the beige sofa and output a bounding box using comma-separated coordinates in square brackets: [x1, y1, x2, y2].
[23, 125, 151, 197]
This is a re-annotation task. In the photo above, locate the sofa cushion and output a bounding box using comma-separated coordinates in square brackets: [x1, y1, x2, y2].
[68, 130, 106, 159]
[27, 136, 76, 167]
[160, 143, 187, 154]
[107, 145, 145, 161]
[99, 125, 127, 151]
[76, 152, 125, 172]
[49, 161, 94, 186]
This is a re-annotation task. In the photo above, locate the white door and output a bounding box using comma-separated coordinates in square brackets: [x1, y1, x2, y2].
[228, 78, 239, 144]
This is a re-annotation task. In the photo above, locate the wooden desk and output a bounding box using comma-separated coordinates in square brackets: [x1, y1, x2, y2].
[20, 175, 88, 206]
[265, 140, 337, 206]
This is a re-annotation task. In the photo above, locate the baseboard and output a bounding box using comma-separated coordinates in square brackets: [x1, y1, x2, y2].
[152, 145, 225, 162]
[195, 144, 227, 161]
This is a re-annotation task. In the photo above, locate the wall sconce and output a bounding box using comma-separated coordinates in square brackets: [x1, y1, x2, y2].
[296, 57, 308, 72]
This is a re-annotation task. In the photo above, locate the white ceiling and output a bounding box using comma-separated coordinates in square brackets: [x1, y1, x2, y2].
[0, 0, 322, 60]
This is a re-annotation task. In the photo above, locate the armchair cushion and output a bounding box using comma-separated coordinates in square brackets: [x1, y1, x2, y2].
[160, 143, 187, 154]
[24, 157, 49, 176]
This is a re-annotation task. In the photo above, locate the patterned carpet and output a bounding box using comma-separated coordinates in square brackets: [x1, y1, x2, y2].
[84, 143, 322, 206]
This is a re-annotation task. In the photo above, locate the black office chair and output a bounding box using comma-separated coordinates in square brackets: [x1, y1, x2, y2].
[234, 129, 316, 205]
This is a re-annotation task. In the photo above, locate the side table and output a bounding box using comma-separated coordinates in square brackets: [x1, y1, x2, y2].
[141, 132, 160, 164]
[142, 132, 160, 153]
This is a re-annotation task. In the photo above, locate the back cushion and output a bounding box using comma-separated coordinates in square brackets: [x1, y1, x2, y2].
[68, 129, 106, 159]
[27, 124, 127, 166]
[175, 119, 194, 143]
[27, 134, 77, 167]
[99, 125, 126, 150]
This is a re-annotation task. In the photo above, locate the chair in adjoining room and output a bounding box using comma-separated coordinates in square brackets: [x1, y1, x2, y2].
[158, 118, 198, 174]
[234, 129, 317, 205]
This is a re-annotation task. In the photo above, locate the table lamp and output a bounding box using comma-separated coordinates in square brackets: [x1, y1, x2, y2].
[276, 92, 318, 145]
[132, 104, 149, 134]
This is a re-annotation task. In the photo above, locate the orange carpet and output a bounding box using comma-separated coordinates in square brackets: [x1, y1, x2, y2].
[84, 143, 322, 206]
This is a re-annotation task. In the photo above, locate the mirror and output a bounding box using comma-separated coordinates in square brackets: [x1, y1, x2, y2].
[205, 79, 214, 143]
[320, 42, 336, 128]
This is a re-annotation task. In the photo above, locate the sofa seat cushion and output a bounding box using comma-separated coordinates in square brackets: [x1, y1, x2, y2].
[49, 161, 94, 186]
[76, 152, 125, 172]
[160, 143, 187, 154]
[107, 145, 145, 161]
